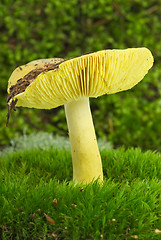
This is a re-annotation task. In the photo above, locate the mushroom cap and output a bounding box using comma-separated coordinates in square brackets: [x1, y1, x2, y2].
[7, 48, 153, 109]
[7, 58, 64, 92]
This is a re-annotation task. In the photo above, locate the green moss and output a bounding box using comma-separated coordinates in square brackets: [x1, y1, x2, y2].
[1, 147, 161, 239]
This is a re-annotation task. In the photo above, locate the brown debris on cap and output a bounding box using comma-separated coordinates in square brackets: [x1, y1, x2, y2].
[6, 58, 65, 126]
[7, 61, 65, 104]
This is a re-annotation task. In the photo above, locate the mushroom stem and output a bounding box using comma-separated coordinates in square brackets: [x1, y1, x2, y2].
[65, 97, 103, 184]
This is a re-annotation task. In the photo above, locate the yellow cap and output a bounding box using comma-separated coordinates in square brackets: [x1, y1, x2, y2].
[7, 48, 154, 109]
[7, 58, 65, 92]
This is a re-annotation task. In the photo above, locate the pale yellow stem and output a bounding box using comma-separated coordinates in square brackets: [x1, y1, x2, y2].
[64, 97, 103, 184]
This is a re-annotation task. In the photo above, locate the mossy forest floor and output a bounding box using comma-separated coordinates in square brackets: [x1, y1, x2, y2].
[1, 146, 161, 239]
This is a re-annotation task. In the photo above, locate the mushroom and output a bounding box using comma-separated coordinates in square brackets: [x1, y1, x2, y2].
[6, 48, 154, 184]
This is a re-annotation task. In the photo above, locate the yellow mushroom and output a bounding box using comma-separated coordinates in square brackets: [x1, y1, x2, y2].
[7, 48, 154, 184]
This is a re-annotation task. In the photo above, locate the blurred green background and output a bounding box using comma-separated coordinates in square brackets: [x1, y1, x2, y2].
[0, 0, 161, 151]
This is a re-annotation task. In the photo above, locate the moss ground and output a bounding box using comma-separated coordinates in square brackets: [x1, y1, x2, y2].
[1, 147, 161, 239]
